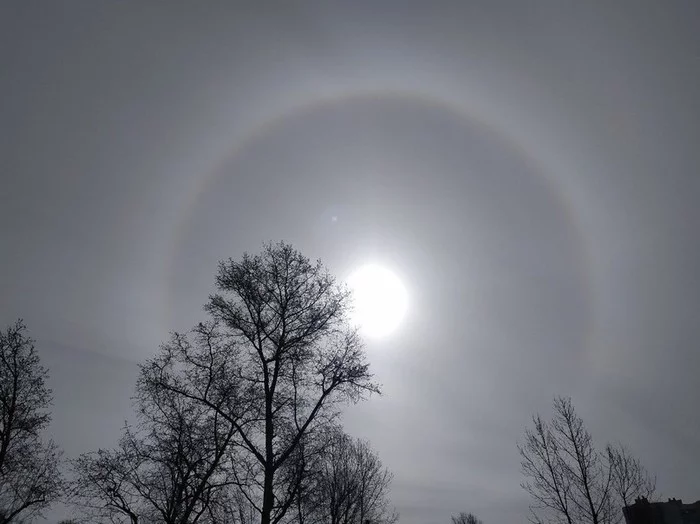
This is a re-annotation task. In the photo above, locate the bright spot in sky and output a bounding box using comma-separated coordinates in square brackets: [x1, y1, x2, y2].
[347, 264, 408, 338]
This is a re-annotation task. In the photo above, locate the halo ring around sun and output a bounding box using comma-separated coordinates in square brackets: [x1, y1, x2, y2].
[167, 88, 593, 363]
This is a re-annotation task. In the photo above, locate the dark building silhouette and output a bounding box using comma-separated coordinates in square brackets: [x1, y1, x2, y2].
[624, 498, 700, 524]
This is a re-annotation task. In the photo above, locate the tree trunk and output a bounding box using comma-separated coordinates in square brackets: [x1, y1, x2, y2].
[261, 379, 275, 524]
[261, 466, 274, 524]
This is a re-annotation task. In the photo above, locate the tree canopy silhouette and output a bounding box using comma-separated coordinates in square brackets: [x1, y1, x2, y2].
[451, 512, 483, 524]
[70, 325, 239, 524]
[0, 320, 63, 523]
[96, 242, 381, 524]
[300, 428, 397, 524]
[519, 397, 656, 524]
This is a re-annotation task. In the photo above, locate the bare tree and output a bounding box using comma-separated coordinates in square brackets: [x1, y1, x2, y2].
[451, 512, 483, 524]
[71, 243, 378, 524]
[519, 397, 656, 524]
[606, 443, 656, 509]
[304, 428, 397, 524]
[69, 446, 141, 524]
[519, 413, 575, 524]
[70, 322, 240, 524]
[148, 242, 379, 524]
[0, 320, 63, 523]
[207, 242, 380, 524]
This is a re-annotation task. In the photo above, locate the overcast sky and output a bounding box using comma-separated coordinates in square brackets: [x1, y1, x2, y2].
[1, 2, 699, 523]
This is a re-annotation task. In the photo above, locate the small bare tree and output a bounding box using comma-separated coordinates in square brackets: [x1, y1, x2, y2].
[451, 512, 483, 524]
[70, 322, 240, 524]
[519, 397, 656, 524]
[70, 445, 141, 524]
[304, 429, 397, 524]
[606, 443, 656, 509]
[0, 320, 63, 523]
[519, 413, 575, 524]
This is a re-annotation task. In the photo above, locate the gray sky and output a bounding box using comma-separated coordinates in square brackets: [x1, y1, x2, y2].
[1, 2, 699, 523]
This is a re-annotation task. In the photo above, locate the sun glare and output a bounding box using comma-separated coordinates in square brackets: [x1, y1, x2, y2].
[346, 264, 408, 339]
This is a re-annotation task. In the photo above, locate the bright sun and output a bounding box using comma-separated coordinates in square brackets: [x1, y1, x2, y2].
[347, 264, 408, 339]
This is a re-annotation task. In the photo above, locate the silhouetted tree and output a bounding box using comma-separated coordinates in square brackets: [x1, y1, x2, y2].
[451, 512, 483, 524]
[519, 397, 655, 524]
[70, 444, 141, 524]
[0, 320, 63, 523]
[606, 443, 656, 509]
[303, 428, 397, 524]
[147, 242, 380, 524]
[519, 410, 576, 524]
[70, 322, 239, 524]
